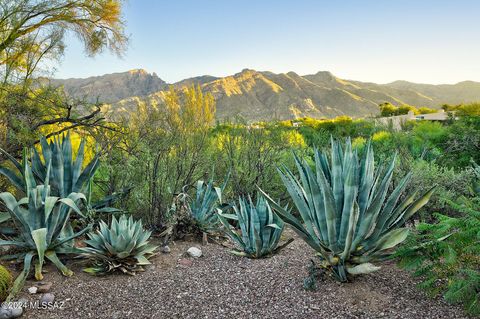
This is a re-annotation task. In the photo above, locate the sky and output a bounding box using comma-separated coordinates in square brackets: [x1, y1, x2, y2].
[55, 0, 480, 84]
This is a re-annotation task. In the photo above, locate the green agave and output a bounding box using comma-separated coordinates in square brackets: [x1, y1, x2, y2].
[0, 161, 89, 300]
[81, 215, 157, 275]
[218, 195, 293, 258]
[0, 133, 100, 197]
[0, 134, 125, 229]
[261, 138, 435, 282]
[187, 176, 228, 232]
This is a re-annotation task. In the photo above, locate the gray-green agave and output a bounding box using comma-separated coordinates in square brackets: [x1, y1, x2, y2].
[81, 215, 157, 275]
[261, 138, 435, 282]
[0, 161, 89, 300]
[218, 195, 293, 258]
[0, 134, 99, 197]
[0, 134, 124, 227]
[187, 176, 228, 232]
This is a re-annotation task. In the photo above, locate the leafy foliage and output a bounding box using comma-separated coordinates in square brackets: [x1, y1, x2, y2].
[218, 195, 292, 258]
[261, 138, 434, 282]
[396, 198, 480, 315]
[81, 215, 157, 275]
[378, 103, 437, 117]
[0, 162, 89, 300]
[0, 265, 12, 302]
[0, 0, 127, 159]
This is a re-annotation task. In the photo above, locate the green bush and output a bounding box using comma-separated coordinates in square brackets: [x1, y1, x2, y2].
[408, 160, 472, 218]
[0, 265, 12, 302]
[396, 198, 480, 316]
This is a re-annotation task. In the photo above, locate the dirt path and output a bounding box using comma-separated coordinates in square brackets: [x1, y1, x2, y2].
[17, 235, 467, 319]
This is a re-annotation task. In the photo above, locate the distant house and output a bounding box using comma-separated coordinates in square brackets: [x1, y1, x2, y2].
[375, 110, 453, 130]
[409, 109, 451, 121]
[292, 121, 302, 127]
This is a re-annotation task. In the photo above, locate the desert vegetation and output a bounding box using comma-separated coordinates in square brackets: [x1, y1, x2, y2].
[0, 1, 479, 318]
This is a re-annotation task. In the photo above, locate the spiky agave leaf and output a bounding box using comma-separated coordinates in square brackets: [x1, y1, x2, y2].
[0, 163, 88, 301]
[81, 215, 158, 275]
[260, 137, 435, 282]
[218, 195, 293, 258]
[0, 133, 100, 197]
[186, 172, 230, 232]
[0, 133, 127, 220]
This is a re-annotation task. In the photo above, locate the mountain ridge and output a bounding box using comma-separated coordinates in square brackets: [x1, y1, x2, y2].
[50, 69, 480, 121]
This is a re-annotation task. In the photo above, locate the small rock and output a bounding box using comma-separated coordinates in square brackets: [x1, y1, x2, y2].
[36, 281, 52, 293]
[40, 293, 55, 305]
[28, 286, 38, 294]
[0, 304, 23, 319]
[161, 245, 171, 253]
[8, 307, 22, 319]
[187, 247, 202, 258]
[178, 258, 193, 267]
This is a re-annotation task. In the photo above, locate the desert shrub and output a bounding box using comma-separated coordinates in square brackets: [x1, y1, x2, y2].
[441, 114, 480, 167]
[396, 197, 480, 316]
[210, 124, 302, 201]
[379, 103, 420, 116]
[0, 265, 12, 302]
[408, 160, 472, 219]
[98, 86, 215, 229]
[418, 107, 438, 114]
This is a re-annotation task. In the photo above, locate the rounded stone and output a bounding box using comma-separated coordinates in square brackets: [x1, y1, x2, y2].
[27, 286, 37, 294]
[161, 245, 171, 253]
[187, 247, 202, 258]
[40, 293, 55, 305]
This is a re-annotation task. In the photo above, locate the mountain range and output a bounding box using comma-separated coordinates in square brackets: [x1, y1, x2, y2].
[51, 69, 480, 122]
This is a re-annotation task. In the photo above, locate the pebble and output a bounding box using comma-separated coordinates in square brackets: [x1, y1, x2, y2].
[40, 293, 55, 305]
[187, 247, 202, 258]
[28, 286, 37, 294]
[161, 246, 171, 253]
[0, 304, 22, 319]
[36, 281, 52, 293]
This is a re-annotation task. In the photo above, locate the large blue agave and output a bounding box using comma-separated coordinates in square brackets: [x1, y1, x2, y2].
[261, 138, 435, 282]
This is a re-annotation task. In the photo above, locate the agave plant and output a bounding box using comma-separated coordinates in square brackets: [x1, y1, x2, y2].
[0, 162, 89, 299]
[81, 215, 157, 275]
[260, 138, 435, 282]
[0, 133, 99, 197]
[186, 176, 228, 232]
[0, 134, 125, 220]
[0, 211, 13, 235]
[218, 195, 293, 258]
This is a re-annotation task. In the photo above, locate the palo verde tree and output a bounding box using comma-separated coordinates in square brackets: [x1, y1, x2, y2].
[0, 0, 127, 158]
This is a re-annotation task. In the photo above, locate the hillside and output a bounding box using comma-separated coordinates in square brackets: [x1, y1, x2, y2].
[50, 69, 168, 103]
[51, 69, 480, 122]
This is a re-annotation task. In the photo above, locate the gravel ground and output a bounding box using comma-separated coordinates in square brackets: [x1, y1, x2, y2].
[16, 233, 468, 319]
